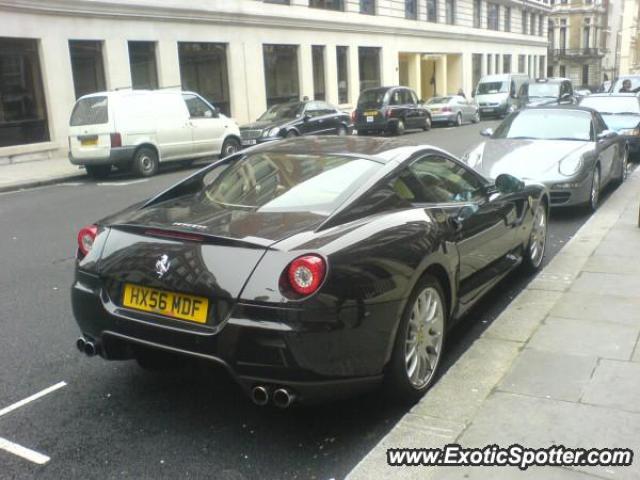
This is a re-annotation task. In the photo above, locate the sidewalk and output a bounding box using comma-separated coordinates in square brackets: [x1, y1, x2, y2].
[348, 169, 640, 480]
[0, 156, 85, 193]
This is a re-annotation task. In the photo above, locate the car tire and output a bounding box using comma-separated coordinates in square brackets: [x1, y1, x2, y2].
[286, 130, 299, 138]
[336, 125, 348, 136]
[615, 146, 629, 185]
[422, 115, 432, 131]
[521, 200, 548, 273]
[85, 165, 111, 179]
[135, 346, 186, 372]
[384, 274, 446, 403]
[221, 137, 240, 158]
[587, 165, 601, 212]
[394, 119, 406, 136]
[132, 147, 159, 178]
[455, 113, 462, 127]
[472, 111, 480, 123]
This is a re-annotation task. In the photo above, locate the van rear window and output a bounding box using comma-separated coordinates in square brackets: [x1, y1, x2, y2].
[70, 96, 108, 126]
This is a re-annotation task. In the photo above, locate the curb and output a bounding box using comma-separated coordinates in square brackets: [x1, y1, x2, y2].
[346, 167, 640, 480]
[0, 173, 86, 194]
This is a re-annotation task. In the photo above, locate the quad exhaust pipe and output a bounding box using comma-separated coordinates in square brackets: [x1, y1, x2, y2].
[250, 385, 296, 408]
[76, 337, 99, 357]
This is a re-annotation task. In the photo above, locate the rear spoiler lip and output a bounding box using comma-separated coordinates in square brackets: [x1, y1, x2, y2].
[107, 223, 274, 249]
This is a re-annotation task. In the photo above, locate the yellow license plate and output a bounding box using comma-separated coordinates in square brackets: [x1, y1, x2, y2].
[364, 111, 378, 116]
[80, 138, 98, 146]
[122, 283, 209, 324]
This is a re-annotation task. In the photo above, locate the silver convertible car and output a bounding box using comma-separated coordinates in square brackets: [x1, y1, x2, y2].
[463, 106, 628, 210]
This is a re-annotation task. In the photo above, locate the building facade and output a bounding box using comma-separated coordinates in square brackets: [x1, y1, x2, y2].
[613, 0, 640, 77]
[0, 0, 550, 162]
[547, 0, 609, 89]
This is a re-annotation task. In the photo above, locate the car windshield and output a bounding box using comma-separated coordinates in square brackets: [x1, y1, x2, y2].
[527, 83, 560, 98]
[427, 97, 452, 104]
[492, 109, 592, 141]
[258, 103, 302, 121]
[476, 81, 509, 95]
[580, 96, 640, 114]
[612, 77, 640, 93]
[198, 153, 382, 214]
[70, 96, 108, 126]
[358, 89, 387, 109]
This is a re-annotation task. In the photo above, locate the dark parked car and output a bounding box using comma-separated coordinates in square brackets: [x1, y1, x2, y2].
[463, 106, 627, 211]
[353, 86, 432, 136]
[580, 93, 640, 157]
[72, 136, 548, 406]
[239, 100, 351, 147]
[518, 78, 576, 109]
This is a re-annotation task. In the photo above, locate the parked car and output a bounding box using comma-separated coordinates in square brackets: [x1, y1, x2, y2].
[353, 86, 432, 135]
[474, 73, 529, 118]
[426, 95, 479, 126]
[463, 106, 627, 211]
[71, 136, 548, 406]
[518, 78, 577, 108]
[580, 93, 640, 158]
[610, 75, 640, 93]
[239, 100, 351, 147]
[68, 89, 241, 179]
[575, 89, 592, 99]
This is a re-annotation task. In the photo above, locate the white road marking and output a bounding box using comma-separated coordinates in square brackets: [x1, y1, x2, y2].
[0, 381, 67, 418]
[0, 437, 50, 465]
[97, 179, 148, 186]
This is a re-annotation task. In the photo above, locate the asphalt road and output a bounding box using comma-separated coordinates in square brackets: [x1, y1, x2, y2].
[0, 121, 628, 480]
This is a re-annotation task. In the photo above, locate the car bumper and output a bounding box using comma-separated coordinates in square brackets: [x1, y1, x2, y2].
[478, 105, 508, 116]
[69, 146, 137, 166]
[71, 270, 398, 404]
[431, 113, 457, 123]
[240, 136, 281, 148]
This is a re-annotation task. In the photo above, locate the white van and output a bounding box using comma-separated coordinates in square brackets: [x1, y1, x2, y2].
[68, 89, 241, 178]
[474, 73, 530, 118]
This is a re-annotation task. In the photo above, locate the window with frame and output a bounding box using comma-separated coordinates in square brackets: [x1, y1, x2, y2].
[530, 13, 536, 36]
[504, 7, 511, 32]
[487, 3, 499, 30]
[522, 11, 528, 34]
[69, 40, 106, 99]
[360, 0, 375, 14]
[503, 55, 512, 73]
[474, 0, 482, 28]
[427, 0, 438, 22]
[359, 47, 381, 92]
[263, 44, 300, 108]
[445, 0, 455, 25]
[405, 0, 417, 20]
[178, 42, 230, 115]
[309, 0, 344, 10]
[0, 37, 50, 147]
[312, 45, 326, 100]
[182, 94, 215, 118]
[128, 41, 158, 90]
[518, 54, 526, 73]
[539, 15, 544, 37]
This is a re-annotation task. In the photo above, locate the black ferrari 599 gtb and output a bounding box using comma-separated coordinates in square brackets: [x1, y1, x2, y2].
[72, 136, 548, 407]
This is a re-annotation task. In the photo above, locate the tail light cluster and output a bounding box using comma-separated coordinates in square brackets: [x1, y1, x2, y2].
[77, 224, 98, 257]
[285, 254, 326, 297]
[110, 133, 122, 148]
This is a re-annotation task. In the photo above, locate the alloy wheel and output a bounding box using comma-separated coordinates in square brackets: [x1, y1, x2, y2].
[396, 120, 405, 136]
[139, 154, 154, 175]
[529, 205, 547, 268]
[404, 287, 444, 389]
[456, 113, 462, 126]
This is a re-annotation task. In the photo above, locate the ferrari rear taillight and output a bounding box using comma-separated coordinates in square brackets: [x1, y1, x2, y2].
[77, 224, 98, 257]
[110, 132, 122, 148]
[287, 255, 326, 296]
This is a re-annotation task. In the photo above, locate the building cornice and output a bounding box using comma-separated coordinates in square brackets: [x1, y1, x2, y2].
[0, 0, 549, 48]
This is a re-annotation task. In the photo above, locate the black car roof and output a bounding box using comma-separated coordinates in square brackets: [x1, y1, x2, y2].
[243, 135, 425, 163]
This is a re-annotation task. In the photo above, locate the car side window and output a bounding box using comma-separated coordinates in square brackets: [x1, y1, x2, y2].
[317, 101, 336, 115]
[305, 101, 323, 117]
[389, 90, 401, 106]
[409, 154, 486, 204]
[183, 94, 215, 118]
[408, 90, 418, 105]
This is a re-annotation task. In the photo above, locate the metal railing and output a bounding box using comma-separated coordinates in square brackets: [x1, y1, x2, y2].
[549, 48, 608, 58]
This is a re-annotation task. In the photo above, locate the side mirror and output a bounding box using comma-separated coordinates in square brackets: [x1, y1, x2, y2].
[597, 130, 618, 142]
[495, 173, 525, 194]
[480, 128, 494, 137]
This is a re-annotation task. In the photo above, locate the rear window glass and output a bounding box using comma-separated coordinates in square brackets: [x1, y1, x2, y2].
[70, 96, 108, 126]
[358, 89, 387, 109]
[476, 81, 509, 95]
[199, 153, 381, 214]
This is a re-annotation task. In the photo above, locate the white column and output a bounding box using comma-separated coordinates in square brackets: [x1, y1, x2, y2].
[348, 45, 359, 106]
[462, 52, 473, 97]
[245, 41, 267, 122]
[227, 41, 251, 124]
[103, 38, 131, 90]
[299, 44, 314, 101]
[156, 40, 181, 89]
[381, 45, 399, 86]
[325, 44, 339, 106]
